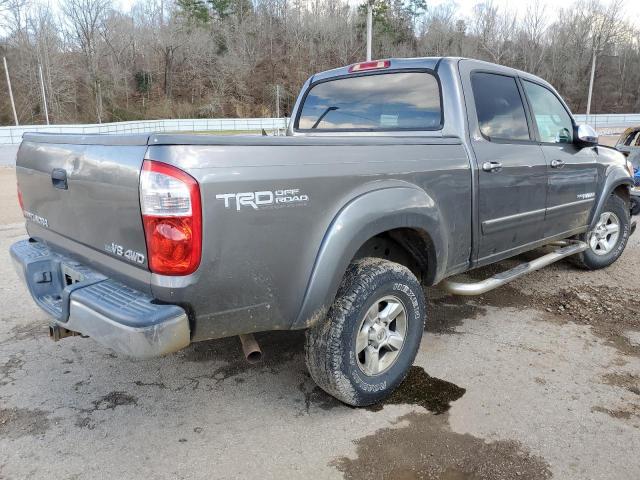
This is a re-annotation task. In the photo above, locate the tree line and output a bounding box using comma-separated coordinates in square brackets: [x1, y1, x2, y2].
[0, 0, 638, 126]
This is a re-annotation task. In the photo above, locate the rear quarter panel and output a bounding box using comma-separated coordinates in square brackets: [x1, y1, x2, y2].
[147, 138, 471, 341]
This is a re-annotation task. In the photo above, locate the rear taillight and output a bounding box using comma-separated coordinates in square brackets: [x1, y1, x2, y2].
[348, 60, 390, 73]
[140, 160, 201, 276]
[17, 183, 23, 210]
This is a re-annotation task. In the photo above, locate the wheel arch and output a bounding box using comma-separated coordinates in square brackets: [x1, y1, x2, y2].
[351, 228, 437, 283]
[291, 186, 446, 329]
[589, 165, 633, 230]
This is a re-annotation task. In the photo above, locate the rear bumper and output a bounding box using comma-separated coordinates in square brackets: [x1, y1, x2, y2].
[10, 239, 190, 358]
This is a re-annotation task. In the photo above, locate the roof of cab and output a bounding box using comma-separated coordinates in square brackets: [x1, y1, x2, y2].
[310, 57, 443, 83]
[309, 56, 554, 91]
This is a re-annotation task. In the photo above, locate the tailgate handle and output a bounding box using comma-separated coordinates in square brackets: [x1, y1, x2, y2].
[51, 169, 68, 190]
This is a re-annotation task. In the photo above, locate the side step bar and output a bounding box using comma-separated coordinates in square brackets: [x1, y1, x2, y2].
[440, 241, 588, 296]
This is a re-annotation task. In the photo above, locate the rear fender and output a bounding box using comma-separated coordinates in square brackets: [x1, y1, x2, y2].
[292, 187, 446, 329]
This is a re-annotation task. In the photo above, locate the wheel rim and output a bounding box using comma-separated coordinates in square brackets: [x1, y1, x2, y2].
[588, 211, 620, 256]
[355, 295, 407, 376]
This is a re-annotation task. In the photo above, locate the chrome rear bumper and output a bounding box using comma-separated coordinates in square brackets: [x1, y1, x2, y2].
[10, 239, 190, 358]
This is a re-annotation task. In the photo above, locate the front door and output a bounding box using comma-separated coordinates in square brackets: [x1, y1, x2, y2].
[521, 80, 598, 236]
[461, 67, 548, 264]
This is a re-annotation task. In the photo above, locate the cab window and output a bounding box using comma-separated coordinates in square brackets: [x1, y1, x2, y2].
[522, 81, 574, 143]
[297, 72, 442, 131]
[622, 129, 640, 146]
[470, 72, 530, 141]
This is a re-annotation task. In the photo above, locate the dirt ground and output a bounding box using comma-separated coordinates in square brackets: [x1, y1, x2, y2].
[0, 168, 23, 226]
[1, 166, 639, 479]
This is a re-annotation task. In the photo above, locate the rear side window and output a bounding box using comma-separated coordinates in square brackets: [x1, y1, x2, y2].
[622, 130, 640, 146]
[471, 72, 530, 141]
[296, 72, 442, 131]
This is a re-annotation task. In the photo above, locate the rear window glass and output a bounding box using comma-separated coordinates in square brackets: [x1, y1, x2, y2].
[297, 72, 442, 131]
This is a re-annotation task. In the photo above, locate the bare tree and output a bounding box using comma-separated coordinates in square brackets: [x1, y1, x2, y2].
[1, 0, 639, 126]
[470, 1, 517, 64]
[61, 0, 111, 122]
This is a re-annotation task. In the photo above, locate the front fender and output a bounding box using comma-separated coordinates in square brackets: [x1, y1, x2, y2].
[589, 163, 633, 230]
[291, 186, 447, 329]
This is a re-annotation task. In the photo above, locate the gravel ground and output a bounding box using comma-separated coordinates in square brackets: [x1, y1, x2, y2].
[1, 166, 639, 479]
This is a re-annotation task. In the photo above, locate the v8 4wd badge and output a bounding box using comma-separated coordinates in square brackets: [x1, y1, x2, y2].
[105, 242, 145, 264]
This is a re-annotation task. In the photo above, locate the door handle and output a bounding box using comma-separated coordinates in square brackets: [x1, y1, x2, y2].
[551, 159, 566, 169]
[482, 161, 503, 172]
[51, 168, 68, 190]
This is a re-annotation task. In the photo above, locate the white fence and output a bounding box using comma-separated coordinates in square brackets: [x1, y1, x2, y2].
[574, 114, 640, 131]
[0, 117, 288, 145]
[1, 114, 638, 145]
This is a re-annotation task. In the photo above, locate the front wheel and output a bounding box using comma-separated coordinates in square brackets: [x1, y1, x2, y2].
[304, 258, 426, 406]
[573, 194, 631, 270]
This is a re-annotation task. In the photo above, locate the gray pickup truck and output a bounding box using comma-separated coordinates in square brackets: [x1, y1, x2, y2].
[11, 57, 637, 406]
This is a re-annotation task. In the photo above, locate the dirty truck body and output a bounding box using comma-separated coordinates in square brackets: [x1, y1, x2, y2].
[11, 58, 636, 406]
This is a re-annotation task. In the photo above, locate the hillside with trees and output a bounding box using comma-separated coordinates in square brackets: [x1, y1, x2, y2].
[0, 0, 638, 125]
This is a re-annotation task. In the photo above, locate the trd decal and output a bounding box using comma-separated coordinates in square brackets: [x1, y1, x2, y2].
[216, 189, 309, 211]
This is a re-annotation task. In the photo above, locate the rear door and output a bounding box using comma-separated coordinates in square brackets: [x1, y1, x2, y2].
[460, 64, 548, 264]
[521, 80, 598, 235]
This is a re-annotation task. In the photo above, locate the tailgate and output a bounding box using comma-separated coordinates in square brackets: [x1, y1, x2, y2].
[16, 133, 150, 270]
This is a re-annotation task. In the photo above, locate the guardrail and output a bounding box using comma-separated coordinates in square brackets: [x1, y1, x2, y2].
[0, 114, 638, 145]
[0, 118, 288, 145]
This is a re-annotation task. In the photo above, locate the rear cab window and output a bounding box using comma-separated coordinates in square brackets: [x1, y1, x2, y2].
[470, 72, 531, 142]
[296, 71, 442, 131]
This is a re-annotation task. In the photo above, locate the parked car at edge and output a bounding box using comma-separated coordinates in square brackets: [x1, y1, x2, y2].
[11, 57, 637, 406]
[614, 126, 640, 215]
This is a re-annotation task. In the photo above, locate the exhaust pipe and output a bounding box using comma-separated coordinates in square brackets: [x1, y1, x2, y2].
[49, 324, 79, 341]
[239, 334, 262, 364]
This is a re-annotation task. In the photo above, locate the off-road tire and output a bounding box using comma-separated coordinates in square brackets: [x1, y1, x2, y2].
[304, 257, 426, 407]
[572, 194, 630, 270]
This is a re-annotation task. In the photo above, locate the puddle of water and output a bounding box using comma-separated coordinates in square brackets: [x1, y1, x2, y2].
[367, 366, 466, 414]
[333, 412, 552, 480]
[427, 293, 486, 334]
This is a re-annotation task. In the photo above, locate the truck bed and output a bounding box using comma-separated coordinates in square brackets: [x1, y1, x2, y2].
[16, 132, 472, 341]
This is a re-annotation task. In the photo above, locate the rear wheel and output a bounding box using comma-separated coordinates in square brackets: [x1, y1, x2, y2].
[573, 194, 630, 270]
[304, 257, 426, 406]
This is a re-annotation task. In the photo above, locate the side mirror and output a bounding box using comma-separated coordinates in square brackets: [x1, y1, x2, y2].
[575, 124, 598, 147]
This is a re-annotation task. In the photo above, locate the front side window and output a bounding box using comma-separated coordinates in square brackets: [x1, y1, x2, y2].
[297, 72, 442, 131]
[523, 81, 574, 143]
[471, 72, 530, 141]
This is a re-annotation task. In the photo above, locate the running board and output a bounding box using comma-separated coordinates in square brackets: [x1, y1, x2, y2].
[440, 241, 588, 296]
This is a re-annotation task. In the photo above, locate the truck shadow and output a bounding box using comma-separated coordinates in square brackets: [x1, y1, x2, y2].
[180, 329, 306, 375]
[425, 246, 581, 334]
